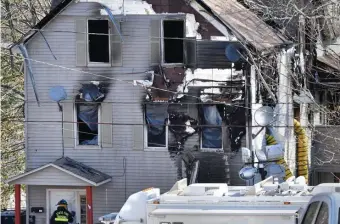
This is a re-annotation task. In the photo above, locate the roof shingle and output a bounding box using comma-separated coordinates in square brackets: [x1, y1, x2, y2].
[198, 0, 288, 51]
[53, 157, 111, 184]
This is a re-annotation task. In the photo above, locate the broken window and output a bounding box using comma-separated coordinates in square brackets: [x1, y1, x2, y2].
[163, 20, 184, 64]
[88, 20, 110, 63]
[75, 83, 105, 146]
[201, 105, 222, 149]
[76, 103, 100, 145]
[145, 104, 168, 148]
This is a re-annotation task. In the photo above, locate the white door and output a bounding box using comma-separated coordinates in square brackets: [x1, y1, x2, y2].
[47, 190, 81, 224]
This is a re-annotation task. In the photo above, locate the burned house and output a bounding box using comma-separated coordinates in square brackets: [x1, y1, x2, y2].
[5, 0, 295, 224]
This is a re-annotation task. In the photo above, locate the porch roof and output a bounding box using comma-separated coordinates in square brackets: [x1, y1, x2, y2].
[6, 157, 112, 187]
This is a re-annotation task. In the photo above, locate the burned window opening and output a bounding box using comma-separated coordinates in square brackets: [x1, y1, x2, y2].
[163, 20, 184, 64]
[76, 83, 105, 146]
[88, 20, 109, 63]
[76, 103, 99, 145]
[168, 111, 198, 153]
[145, 103, 168, 148]
[201, 105, 223, 149]
[225, 106, 246, 151]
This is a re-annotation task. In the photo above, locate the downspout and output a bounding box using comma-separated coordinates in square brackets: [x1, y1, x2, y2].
[18, 44, 40, 106]
[24, 53, 30, 224]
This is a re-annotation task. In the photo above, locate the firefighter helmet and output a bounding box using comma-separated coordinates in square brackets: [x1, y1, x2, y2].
[57, 199, 68, 206]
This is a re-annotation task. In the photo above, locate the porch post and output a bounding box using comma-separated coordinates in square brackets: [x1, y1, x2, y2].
[15, 184, 21, 224]
[86, 186, 93, 224]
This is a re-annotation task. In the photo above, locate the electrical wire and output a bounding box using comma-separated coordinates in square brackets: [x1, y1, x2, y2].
[5, 29, 340, 46]
[2, 50, 332, 121]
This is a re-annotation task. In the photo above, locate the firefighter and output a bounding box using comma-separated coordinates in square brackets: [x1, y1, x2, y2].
[50, 199, 75, 224]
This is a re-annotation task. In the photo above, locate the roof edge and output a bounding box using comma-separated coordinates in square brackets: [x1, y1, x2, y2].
[5, 163, 111, 186]
[194, 0, 288, 52]
[10, 0, 74, 48]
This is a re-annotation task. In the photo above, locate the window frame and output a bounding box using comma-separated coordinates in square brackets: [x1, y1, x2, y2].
[200, 128, 224, 152]
[161, 18, 185, 67]
[87, 18, 111, 67]
[74, 103, 102, 149]
[200, 105, 224, 152]
[144, 105, 169, 151]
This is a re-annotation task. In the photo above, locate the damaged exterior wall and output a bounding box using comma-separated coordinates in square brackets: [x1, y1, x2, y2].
[146, 66, 247, 185]
[24, 3, 187, 224]
[22, 2, 250, 224]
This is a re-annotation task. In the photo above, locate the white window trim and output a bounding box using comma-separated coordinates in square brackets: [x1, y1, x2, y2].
[74, 103, 102, 149]
[161, 18, 185, 66]
[200, 125, 223, 152]
[144, 117, 169, 151]
[46, 189, 86, 224]
[87, 18, 111, 66]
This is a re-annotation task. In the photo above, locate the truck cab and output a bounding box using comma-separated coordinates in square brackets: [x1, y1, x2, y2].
[299, 191, 340, 224]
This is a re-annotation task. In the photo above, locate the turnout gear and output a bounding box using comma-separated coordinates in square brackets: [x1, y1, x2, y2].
[50, 200, 74, 224]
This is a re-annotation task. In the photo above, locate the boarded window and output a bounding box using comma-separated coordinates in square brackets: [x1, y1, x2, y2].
[201, 105, 222, 149]
[163, 20, 184, 63]
[76, 102, 100, 145]
[145, 104, 168, 148]
[88, 20, 109, 63]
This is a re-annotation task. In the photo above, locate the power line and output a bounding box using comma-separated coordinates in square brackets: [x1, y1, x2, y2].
[0, 51, 331, 126]
[1, 49, 330, 113]
[1, 51, 254, 110]
[4, 28, 340, 46]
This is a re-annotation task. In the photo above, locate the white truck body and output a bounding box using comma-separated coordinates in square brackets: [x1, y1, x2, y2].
[107, 176, 340, 224]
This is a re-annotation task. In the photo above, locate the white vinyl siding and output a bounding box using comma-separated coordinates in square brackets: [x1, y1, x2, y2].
[25, 10, 181, 223]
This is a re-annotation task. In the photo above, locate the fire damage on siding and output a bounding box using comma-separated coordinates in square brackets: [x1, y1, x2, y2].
[134, 51, 247, 184]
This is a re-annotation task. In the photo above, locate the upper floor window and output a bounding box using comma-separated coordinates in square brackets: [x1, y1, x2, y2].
[162, 20, 184, 64]
[76, 18, 122, 67]
[88, 19, 110, 64]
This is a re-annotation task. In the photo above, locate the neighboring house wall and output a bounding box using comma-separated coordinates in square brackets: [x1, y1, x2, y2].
[312, 126, 340, 184]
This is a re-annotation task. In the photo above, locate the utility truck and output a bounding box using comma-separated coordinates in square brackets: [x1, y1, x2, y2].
[99, 176, 340, 224]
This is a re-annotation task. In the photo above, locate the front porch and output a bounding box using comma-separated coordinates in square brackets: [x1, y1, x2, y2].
[6, 157, 112, 224]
